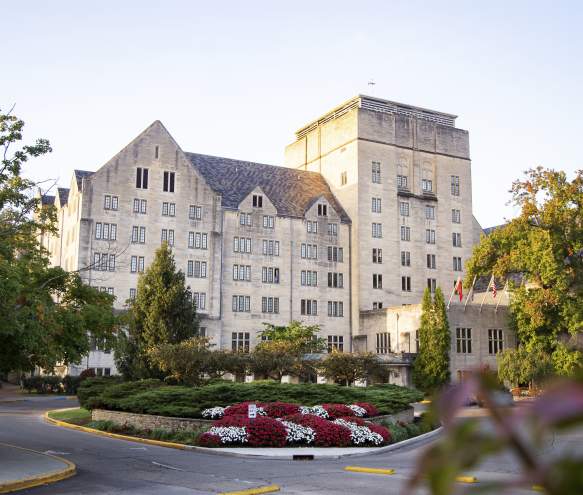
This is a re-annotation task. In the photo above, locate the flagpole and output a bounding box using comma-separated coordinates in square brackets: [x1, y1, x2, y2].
[447, 278, 457, 310]
[479, 275, 493, 313]
[496, 279, 508, 312]
[464, 275, 477, 311]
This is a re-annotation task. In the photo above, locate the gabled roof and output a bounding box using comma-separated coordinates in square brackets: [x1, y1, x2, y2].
[186, 153, 350, 223]
[483, 224, 505, 235]
[74, 169, 94, 189]
[40, 194, 55, 206]
[57, 187, 70, 205]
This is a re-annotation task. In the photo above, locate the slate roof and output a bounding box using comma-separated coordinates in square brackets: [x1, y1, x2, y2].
[186, 153, 351, 223]
[57, 187, 70, 205]
[40, 194, 55, 206]
[483, 224, 505, 235]
[74, 169, 94, 188]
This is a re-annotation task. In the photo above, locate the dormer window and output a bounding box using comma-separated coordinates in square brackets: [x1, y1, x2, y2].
[317, 204, 327, 216]
[252, 194, 263, 208]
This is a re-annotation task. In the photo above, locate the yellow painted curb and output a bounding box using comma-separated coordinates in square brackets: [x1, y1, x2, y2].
[344, 466, 395, 475]
[420, 400, 432, 404]
[456, 476, 478, 483]
[44, 410, 189, 451]
[532, 485, 544, 492]
[0, 442, 76, 494]
[218, 485, 280, 495]
[66, 396, 78, 401]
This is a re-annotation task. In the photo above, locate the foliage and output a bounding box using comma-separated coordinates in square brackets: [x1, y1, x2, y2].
[407, 370, 583, 495]
[412, 288, 451, 392]
[22, 375, 61, 393]
[465, 167, 583, 377]
[0, 109, 117, 373]
[86, 420, 206, 445]
[78, 379, 423, 417]
[497, 346, 554, 387]
[114, 243, 199, 379]
[47, 407, 91, 425]
[318, 351, 391, 385]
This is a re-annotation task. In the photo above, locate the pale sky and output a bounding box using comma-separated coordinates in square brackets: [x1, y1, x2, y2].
[4, 0, 582, 228]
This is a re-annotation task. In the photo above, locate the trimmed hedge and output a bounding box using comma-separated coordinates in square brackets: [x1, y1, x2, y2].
[79, 379, 423, 418]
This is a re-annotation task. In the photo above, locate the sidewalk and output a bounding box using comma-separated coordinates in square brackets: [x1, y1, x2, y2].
[0, 443, 75, 493]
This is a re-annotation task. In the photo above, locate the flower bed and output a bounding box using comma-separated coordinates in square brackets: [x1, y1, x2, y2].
[198, 401, 391, 448]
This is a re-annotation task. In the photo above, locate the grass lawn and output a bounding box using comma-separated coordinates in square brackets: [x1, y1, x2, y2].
[48, 407, 92, 425]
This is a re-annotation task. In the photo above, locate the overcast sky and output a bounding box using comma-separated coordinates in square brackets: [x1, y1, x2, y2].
[4, 0, 582, 228]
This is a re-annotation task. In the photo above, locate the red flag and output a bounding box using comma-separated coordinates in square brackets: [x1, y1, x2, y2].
[492, 278, 497, 298]
[455, 277, 463, 302]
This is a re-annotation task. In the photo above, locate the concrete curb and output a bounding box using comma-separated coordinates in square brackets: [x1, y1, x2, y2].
[0, 442, 76, 494]
[45, 408, 442, 460]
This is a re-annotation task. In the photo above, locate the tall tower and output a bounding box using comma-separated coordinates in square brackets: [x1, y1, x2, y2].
[285, 95, 481, 336]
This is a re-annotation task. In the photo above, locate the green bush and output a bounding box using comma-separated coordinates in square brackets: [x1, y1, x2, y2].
[22, 375, 62, 393]
[384, 422, 409, 443]
[405, 422, 421, 438]
[77, 376, 124, 408]
[79, 379, 423, 417]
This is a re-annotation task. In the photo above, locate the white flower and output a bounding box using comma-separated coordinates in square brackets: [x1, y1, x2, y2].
[256, 406, 267, 416]
[333, 419, 384, 446]
[201, 407, 226, 419]
[277, 420, 315, 445]
[299, 405, 329, 418]
[347, 404, 368, 417]
[208, 426, 248, 444]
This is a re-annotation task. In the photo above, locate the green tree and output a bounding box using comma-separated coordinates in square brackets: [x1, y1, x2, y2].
[497, 346, 553, 388]
[465, 167, 583, 377]
[0, 108, 116, 373]
[114, 243, 198, 378]
[412, 287, 451, 392]
[318, 351, 389, 386]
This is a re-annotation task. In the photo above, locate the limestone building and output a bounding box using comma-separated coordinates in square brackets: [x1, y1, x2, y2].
[40, 95, 513, 381]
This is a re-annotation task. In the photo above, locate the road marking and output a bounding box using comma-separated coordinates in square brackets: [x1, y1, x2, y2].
[219, 485, 280, 495]
[151, 461, 183, 471]
[456, 476, 478, 483]
[129, 447, 148, 450]
[43, 450, 71, 456]
[344, 466, 395, 475]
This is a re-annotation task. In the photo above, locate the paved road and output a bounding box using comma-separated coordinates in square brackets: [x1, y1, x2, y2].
[0, 395, 576, 494]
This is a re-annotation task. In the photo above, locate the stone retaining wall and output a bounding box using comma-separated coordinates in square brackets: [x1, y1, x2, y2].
[92, 406, 414, 432]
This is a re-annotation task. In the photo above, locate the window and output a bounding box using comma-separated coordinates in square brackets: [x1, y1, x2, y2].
[252, 194, 263, 208]
[189, 205, 202, 220]
[262, 239, 280, 256]
[154, 145, 159, 159]
[301, 270, 318, 287]
[327, 335, 344, 352]
[95, 223, 102, 239]
[399, 202, 409, 217]
[136, 167, 149, 189]
[372, 248, 382, 264]
[163, 171, 175, 192]
[240, 212, 252, 226]
[453, 256, 462, 271]
[262, 267, 280, 284]
[233, 264, 251, 281]
[327, 246, 343, 262]
[108, 254, 115, 272]
[426, 229, 436, 244]
[327, 223, 338, 236]
[161, 229, 174, 246]
[133, 198, 140, 213]
[104, 195, 118, 210]
[373, 273, 383, 289]
[427, 254, 436, 269]
[372, 197, 382, 213]
[233, 237, 252, 253]
[138, 256, 145, 272]
[340, 171, 347, 186]
[139, 226, 146, 243]
[189, 232, 208, 250]
[187, 260, 207, 278]
[425, 205, 435, 220]
[132, 198, 147, 214]
[372, 302, 383, 310]
[453, 232, 462, 247]
[400, 226, 411, 241]
[301, 299, 318, 316]
[317, 203, 328, 216]
[422, 178, 433, 192]
[263, 215, 275, 229]
[306, 220, 318, 233]
[162, 202, 176, 217]
[427, 278, 437, 293]
[376, 333, 390, 354]
[401, 251, 410, 267]
[488, 329, 504, 354]
[232, 332, 250, 352]
[402, 276, 411, 292]
[232, 295, 250, 312]
[456, 327, 472, 353]
[193, 292, 206, 311]
[130, 256, 145, 273]
[261, 297, 280, 314]
[452, 209, 461, 224]
[397, 174, 408, 189]
[327, 301, 344, 317]
[301, 243, 318, 260]
[372, 223, 383, 238]
[129, 288, 136, 300]
[371, 161, 381, 183]
[327, 272, 343, 288]
[451, 175, 460, 196]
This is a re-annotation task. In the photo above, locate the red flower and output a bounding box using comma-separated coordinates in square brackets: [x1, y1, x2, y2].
[337, 416, 367, 426]
[246, 417, 287, 447]
[284, 414, 351, 447]
[355, 402, 379, 417]
[223, 402, 266, 417]
[263, 402, 300, 418]
[367, 423, 391, 444]
[322, 404, 355, 419]
[198, 432, 221, 447]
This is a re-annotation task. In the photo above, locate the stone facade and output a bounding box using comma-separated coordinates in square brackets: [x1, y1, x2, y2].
[40, 94, 513, 381]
